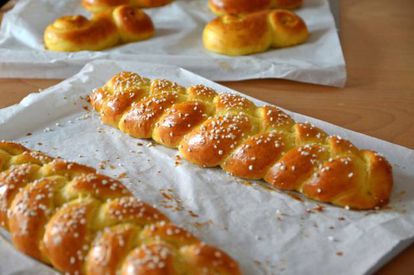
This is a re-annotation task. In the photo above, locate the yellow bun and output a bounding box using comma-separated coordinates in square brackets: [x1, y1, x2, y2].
[44, 15, 119, 52]
[44, 5, 154, 52]
[268, 9, 309, 48]
[208, 0, 271, 16]
[203, 9, 309, 56]
[82, 0, 174, 13]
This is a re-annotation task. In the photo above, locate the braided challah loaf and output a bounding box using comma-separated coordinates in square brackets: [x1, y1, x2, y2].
[208, 0, 303, 15]
[83, 0, 174, 13]
[203, 9, 309, 56]
[44, 5, 154, 52]
[90, 72, 393, 210]
[0, 141, 240, 275]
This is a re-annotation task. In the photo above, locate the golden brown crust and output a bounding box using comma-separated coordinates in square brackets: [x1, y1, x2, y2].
[86, 224, 137, 275]
[44, 15, 119, 52]
[181, 243, 241, 274]
[90, 71, 394, 210]
[0, 141, 240, 275]
[180, 114, 253, 167]
[82, 0, 174, 13]
[120, 243, 177, 275]
[203, 12, 272, 56]
[112, 5, 155, 42]
[44, 5, 154, 52]
[268, 9, 309, 48]
[203, 9, 309, 56]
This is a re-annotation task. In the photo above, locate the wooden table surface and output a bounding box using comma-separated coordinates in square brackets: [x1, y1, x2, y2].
[1, 0, 413, 274]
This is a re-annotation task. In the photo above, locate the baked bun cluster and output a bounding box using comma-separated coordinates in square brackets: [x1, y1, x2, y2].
[45, 0, 174, 52]
[209, 0, 303, 16]
[44, 5, 154, 52]
[82, 0, 173, 13]
[0, 141, 240, 275]
[205, 0, 308, 55]
[90, 72, 393, 210]
[203, 9, 309, 56]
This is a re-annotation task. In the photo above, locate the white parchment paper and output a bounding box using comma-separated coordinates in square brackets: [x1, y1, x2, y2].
[0, 60, 413, 275]
[0, 0, 346, 86]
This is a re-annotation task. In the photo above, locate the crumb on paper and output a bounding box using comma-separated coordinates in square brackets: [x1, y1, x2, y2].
[160, 188, 184, 212]
[306, 204, 325, 214]
[218, 61, 232, 71]
[175, 155, 182, 166]
[192, 220, 213, 229]
[117, 172, 128, 179]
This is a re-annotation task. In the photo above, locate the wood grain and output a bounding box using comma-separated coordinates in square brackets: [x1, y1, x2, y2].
[0, 0, 413, 274]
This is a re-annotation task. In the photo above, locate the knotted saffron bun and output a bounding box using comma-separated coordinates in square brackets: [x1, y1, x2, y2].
[203, 9, 309, 56]
[44, 5, 154, 52]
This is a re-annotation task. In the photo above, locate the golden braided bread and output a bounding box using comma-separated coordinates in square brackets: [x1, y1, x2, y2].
[0, 141, 240, 275]
[83, 0, 174, 13]
[90, 72, 393, 210]
[208, 0, 303, 16]
[204, 9, 308, 56]
[44, 5, 154, 52]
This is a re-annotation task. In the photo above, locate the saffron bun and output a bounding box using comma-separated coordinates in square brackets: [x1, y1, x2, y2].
[203, 9, 309, 56]
[44, 5, 154, 52]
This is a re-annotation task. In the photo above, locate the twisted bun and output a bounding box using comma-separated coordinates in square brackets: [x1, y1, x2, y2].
[44, 5, 154, 52]
[0, 141, 240, 275]
[203, 9, 309, 56]
[82, 0, 174, 13]
[90, 72, 393, 210]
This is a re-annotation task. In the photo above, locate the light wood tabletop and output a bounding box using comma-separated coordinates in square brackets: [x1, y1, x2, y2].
[0, 0, 413, 274]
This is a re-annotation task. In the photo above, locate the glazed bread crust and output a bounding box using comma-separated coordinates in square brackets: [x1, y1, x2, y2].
[0, 141, 240, 275]
[203, 9, 309, 56]
[82, 0, 173, 13]
[44, 5, 154, 52]
[208, 0, 302, 15]
[90, 72, 394, 210]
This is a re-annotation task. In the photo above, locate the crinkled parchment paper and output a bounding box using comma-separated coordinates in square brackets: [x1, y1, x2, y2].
[0, 60, 413, 275]
[0, 0, 346, 86]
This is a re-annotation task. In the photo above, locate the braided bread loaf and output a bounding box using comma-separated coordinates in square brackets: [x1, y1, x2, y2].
[0, 141, 240, 275]
[90, 72, 393, 210]
[44, 5, 154, 52]
[208, 0, 303, 16]
[203, 9, 309, 56]
[83, 0, 174, 13]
